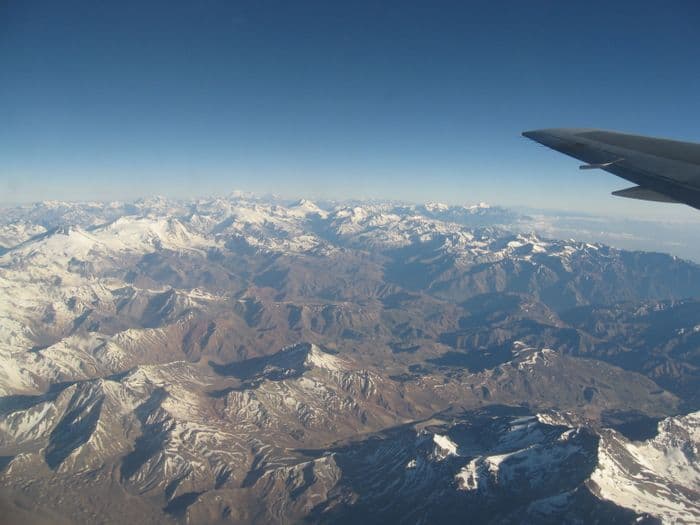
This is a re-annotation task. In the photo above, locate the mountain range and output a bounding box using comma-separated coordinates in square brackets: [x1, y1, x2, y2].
[0, 195, 698, 524]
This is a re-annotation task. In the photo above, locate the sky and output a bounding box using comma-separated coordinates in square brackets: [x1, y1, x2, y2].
[3, 0, 700, 220]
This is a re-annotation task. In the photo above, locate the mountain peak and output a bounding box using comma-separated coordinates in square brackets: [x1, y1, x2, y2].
[288, 198, 326, 217]
[304, 344, 345, 371]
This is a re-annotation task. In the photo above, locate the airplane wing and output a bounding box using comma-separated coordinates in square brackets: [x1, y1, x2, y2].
[522, 128, 700, 210]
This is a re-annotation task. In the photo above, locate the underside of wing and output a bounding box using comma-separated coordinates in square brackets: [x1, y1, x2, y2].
[522, 128, 700, 210]
[612, 186, 680, 203]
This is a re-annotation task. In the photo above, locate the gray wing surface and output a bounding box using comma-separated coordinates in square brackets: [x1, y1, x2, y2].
[522, 128, 700, 210]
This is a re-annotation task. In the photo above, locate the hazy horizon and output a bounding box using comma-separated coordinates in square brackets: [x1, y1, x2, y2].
[3, 190, 700, 263]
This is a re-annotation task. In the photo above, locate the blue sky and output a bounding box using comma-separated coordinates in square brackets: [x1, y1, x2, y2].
[2, 0, 700, 219]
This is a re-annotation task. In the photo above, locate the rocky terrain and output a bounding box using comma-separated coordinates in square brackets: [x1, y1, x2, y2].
[0, 194, 698, 523]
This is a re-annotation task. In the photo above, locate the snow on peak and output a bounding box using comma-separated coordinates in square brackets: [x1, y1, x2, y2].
[304, 345, 345, 372]
[590, 411, 700, 523]
[433, 433, 459, 458]
[95, 215, 212, 251]
[425, 202, 450, 212]
[287, 199, 327, 218]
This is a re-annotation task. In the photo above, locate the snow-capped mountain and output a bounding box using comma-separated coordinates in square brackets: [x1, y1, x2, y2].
[0, 194, 698, 523]
[590, 411, 700, 523]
